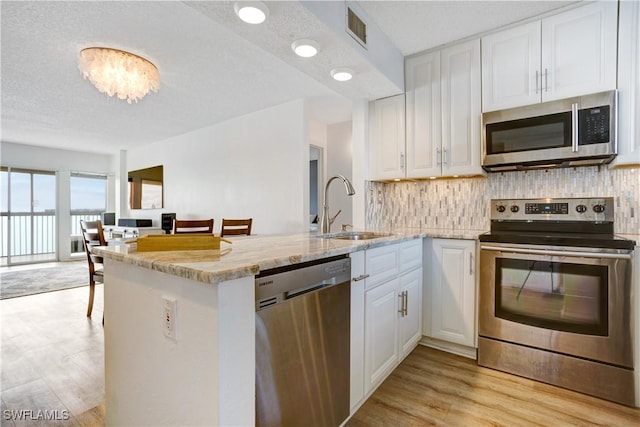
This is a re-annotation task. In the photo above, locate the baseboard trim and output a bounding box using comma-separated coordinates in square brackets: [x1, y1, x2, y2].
[419, 337, 477, 360]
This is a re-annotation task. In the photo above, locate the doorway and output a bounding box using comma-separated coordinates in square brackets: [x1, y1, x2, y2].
[1, 167, 57, 266]
[310, 146, 323, 232]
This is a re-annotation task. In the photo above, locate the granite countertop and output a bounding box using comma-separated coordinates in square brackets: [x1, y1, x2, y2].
[93, 228, 487, 285]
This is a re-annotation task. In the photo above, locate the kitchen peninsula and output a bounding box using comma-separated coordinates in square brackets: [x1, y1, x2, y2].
[94, 229, 480, 426]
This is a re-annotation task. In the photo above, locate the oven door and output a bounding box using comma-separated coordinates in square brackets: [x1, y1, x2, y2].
[479, 243, 633, 368]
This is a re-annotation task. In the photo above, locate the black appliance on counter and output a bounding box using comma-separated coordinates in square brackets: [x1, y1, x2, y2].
[478, 197, 636, 406]
[102, 212, 116, 226]
[161, 213, 176, 234]
[118, 218, 153, 227]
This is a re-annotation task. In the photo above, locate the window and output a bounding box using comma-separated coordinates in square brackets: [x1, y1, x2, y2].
[70, 172, 107, 253]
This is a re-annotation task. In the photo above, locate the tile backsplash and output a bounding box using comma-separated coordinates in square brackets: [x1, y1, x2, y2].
[366, 166, 640, 235]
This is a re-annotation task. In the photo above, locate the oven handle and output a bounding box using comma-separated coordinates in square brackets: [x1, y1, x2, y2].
[480, 245, 632, 260]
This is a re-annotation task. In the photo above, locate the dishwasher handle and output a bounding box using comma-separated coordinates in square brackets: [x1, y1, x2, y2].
[285, 278, 341, 299]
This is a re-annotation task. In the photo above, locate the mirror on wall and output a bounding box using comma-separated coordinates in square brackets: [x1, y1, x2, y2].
[128, 165, 163, 209]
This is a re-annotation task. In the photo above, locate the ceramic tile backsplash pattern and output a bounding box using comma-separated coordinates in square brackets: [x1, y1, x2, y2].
[366, 167, 640, 234]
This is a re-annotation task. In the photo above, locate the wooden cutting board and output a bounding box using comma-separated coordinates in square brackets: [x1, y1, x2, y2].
[136, 234, 231, 252]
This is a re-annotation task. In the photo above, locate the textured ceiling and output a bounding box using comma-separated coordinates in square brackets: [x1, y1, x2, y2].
[359, 1, 577, 56]
[1, 1, 579, 155]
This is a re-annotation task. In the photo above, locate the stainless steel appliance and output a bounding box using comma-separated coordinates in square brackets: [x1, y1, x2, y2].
[255, 255, 351, 426]
[478, 197, 635, 406]
[482, 90, 617, 171]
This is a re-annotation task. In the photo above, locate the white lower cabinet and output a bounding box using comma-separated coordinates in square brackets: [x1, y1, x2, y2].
[350, 239, 423, 413]
[398, 268, 423, 358]
[364, 277, 400, 391]
[349, 250, 366, 413]
[425, 238, 477, 350]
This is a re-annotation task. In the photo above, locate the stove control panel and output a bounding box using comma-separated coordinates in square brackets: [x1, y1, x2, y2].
[491, 197, 613, 222]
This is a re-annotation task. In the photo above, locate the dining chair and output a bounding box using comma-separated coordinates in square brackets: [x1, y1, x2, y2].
[173, 218, 214, 234]
[220, 218, 253, 237]
[79, 219, 106, 317]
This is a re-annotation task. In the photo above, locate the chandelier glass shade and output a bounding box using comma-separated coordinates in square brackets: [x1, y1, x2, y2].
[78, 47, 160, 104]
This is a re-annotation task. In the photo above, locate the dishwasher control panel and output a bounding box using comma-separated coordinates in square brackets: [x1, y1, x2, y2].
[255, 255, 351, 311]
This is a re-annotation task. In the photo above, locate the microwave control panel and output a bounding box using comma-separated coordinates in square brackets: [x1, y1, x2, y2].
[579, 105, 610, 145]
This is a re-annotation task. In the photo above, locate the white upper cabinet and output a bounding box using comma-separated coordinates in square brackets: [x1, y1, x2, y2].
[405, 51, 441, 177]
[614, 0, 640, 166]
[369, 94, 406, 181]
[440, 39, 482, 177]
[404, 39, 483, 178]
[481, 22, 541, 111]
[482, 1, 618, 112]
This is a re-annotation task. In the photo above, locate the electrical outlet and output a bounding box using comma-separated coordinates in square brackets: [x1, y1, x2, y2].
[162, 296, 177, 340]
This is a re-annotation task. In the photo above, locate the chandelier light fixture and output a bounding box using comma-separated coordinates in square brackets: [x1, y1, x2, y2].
[78, 47, 160, 104]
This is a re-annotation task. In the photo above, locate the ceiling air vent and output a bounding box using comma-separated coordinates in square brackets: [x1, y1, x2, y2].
[346, 7, 367, 48]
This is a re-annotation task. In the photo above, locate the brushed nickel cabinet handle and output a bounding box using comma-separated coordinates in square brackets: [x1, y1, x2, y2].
[352, 274, 370, 282]
[404, 290, 408, 316]
[544, 68, 548, 92]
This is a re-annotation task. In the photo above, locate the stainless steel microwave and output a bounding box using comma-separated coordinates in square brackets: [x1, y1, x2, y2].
[482, 90, 617, 172]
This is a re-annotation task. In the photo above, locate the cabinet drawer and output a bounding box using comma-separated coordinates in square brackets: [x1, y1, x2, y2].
[365, 244, 400, 290]
[399, 239, 422, 273]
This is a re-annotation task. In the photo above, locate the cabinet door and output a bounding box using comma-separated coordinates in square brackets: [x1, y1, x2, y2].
[364, 278, 399, 392]
[398, 268, 423, 359]
[614, 0, 640, 166]
[440, 39, 483, 177]
[481, 21, 541, 111]
[405, 51, 442, 178]
[369, 94, 406, 180]
[542, 1, 618, 101]
[349, 251, 365, 412]
[430, 239, 476, 347]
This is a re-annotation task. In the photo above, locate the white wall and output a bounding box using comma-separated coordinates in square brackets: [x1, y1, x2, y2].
[351, 100, 369, 229]
[0, 142, 115, 260]
[326, 121, 354, 230]
[125, 100, 308, 235]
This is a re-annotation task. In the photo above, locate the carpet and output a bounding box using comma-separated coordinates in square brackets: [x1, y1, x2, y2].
[0, 261, 89, 299]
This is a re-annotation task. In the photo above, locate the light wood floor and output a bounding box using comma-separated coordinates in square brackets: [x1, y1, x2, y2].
[347, 345, 640, 427]
[0, 284, 104, 426]
[1, 284, 638, 426]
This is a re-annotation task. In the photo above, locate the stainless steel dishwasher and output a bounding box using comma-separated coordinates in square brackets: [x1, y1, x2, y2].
[255, 255, 351, 427]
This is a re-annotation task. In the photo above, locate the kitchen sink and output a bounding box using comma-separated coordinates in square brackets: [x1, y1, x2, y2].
[317, 231, 394, 241]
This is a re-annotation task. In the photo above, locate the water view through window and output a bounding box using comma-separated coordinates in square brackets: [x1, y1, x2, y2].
[1, 167, 56, 265]
[70, 172, 107, 253]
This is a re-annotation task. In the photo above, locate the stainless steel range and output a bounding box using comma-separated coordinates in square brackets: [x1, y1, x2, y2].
[478, 197, 635, 406]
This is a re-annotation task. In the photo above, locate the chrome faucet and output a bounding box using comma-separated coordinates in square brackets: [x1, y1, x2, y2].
[320, 175, 356, 234]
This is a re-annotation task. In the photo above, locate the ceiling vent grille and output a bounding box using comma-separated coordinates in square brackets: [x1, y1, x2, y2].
[346, 7, 367, 48]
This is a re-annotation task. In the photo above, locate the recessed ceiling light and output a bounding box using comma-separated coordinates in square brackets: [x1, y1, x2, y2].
[291, 39, 319, 58]
[234, 1, 269, 24]
[330, 68, 353, 82]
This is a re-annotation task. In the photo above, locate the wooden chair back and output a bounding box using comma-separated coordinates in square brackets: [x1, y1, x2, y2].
[80, 220, 106, 267]
[79, 219, 106, 317]
[220, 218, 253, 237]
[173, 219, 214, 234]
